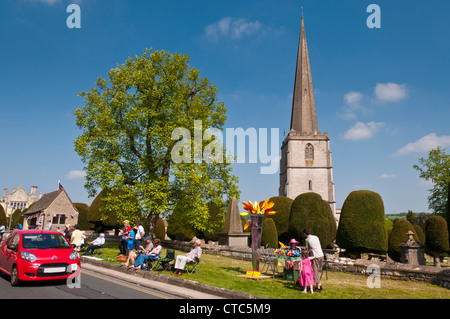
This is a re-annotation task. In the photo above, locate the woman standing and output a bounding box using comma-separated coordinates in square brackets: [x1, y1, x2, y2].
[118, 220, 132, 256]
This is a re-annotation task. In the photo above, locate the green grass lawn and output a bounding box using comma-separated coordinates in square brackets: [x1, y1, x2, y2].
[92, 242, 450, 299]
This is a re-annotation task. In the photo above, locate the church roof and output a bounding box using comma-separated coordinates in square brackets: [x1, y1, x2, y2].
[290, 17, 319, 134]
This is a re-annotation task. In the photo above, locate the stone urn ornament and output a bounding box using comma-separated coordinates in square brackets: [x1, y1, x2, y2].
[240, 199, 276, 271]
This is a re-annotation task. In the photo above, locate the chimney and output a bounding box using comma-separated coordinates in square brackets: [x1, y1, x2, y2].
[3, 188, 7, 200]
[31, 186, 37, 196]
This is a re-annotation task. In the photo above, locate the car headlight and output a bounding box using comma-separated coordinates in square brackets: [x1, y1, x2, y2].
[21, 251, 37, 262]
[70, 251, 78, 260]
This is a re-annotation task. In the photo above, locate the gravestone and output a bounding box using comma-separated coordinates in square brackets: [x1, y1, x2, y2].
[399, 230, 426, 266]
[217, 197, 250, 247]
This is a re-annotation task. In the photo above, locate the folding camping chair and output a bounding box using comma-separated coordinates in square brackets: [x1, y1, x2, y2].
[185, 257, 201, 274]
[141, 252, 161, 271]
[261, 243, 279, 278]
[93, 245, 104, 256]
[152, 250, 175, 271]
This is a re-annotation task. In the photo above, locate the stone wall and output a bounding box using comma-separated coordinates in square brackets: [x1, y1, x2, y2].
[161, 239, 450, 289]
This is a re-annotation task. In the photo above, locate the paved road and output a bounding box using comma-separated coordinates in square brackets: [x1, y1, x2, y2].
[0, 263, 222, 299]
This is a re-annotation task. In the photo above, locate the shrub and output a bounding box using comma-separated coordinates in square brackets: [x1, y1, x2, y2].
[425, 215, 449, 267]
[166, 208, 195, 242]
[261, 218, 278, 249]
[336, 190, 388, 258]
[154, 217, 166, 240]
[88, 190, 118, 232]
[263, 196, 293, 244]
[288, 192, 336, 248]
[388, 219, 419, 262]
[74, 203, 91, 230]
[0, 205, 7, 226]
[199, 202, 225, 242]
[413, 224, 425, 245]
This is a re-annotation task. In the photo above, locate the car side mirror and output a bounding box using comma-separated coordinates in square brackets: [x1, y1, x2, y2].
[7, 244, 17, 252]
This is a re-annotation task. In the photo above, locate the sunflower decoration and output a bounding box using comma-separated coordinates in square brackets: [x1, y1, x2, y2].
[240, 198, 276, 230]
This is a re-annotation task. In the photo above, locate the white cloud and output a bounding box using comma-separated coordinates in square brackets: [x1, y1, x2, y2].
[66, 170, 86, 180]
[205, 17, 264, 41]
[344, 91, 363, 105]
[394, 133, 450, 156]
[375, 82, 407, 102]
[378, 173, 396, 179]
[339, 91, 372, 120]
[343, 121, 385, 140]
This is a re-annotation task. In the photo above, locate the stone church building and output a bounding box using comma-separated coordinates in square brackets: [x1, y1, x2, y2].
[279, 17, 337, 220]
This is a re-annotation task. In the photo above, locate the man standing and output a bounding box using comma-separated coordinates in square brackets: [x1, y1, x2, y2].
[303, 228, 324, 292]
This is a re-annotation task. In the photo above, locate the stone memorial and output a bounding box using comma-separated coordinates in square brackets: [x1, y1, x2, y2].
[217, 197, 250, 247]
[399, 230, 426, 266]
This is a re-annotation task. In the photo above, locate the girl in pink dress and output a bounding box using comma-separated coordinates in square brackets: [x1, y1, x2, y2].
[300, 248, 315, 294]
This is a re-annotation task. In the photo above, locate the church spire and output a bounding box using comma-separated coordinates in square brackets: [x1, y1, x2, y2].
[290, 16, 319, 134]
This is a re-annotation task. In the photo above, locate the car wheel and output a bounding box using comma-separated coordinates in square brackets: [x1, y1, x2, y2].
[10, 265, 20, 287]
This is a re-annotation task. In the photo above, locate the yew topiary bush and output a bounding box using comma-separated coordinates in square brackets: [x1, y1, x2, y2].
[388, 219, 419, 262]
[263, 196, 293, 244]
[425, 215, 449, 267]
[288, 192, 336, 248]
[261, 217, 278, 249]
[336, 190, 388, 258]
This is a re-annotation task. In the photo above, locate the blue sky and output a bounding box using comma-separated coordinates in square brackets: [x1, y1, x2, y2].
[1, 0, 449, 214]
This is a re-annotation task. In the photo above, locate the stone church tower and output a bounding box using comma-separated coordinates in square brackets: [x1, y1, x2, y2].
[279, 17, 336, 218]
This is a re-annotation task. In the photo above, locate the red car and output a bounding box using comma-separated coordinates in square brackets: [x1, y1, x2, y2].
[0, 230, 81, 286]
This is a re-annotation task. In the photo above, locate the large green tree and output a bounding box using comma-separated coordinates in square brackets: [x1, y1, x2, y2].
[74, 49, 239, 234]
[413, 147, 450, 216]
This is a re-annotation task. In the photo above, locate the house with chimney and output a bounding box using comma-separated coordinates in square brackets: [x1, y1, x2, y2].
[22, 188, 79, 231]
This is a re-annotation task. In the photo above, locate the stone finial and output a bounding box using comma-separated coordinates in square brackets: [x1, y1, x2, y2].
[406, 230, 414, 240]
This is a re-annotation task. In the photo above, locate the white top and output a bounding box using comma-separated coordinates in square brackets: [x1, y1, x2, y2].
[306, 235, 324, 258]
[135, 225, 145, 240]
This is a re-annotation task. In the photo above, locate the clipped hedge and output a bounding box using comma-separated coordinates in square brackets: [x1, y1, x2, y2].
[336, 190, 388, 257]
[288, 192, 336, 248]
[263, 196, 293, 244]
[74, 202, 91, 230]
[425, 215, 449, 261]
[261, 218, 278, 249]
[0, 205, 7, 226]
[388, 219, 419, 262]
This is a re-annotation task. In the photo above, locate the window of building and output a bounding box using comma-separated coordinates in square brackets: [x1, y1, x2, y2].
[305, 143, 314, 166]
[52, 214, 67, 225]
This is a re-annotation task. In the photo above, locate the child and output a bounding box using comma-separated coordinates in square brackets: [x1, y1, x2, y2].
[126, 227, 136, 254]
[299, 248, 315, 294]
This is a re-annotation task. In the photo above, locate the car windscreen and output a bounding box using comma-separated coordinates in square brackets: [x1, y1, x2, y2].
[22, 233, 72, 249]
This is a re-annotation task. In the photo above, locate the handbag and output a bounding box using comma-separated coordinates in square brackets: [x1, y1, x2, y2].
[116, 254, 127, 262]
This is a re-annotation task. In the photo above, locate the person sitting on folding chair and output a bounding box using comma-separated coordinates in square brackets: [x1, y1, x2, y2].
[129, 238, 161, 270]
[83, 233, 105, 256]
[172, 239, 202, 276]
[121, 236, 153, 267]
